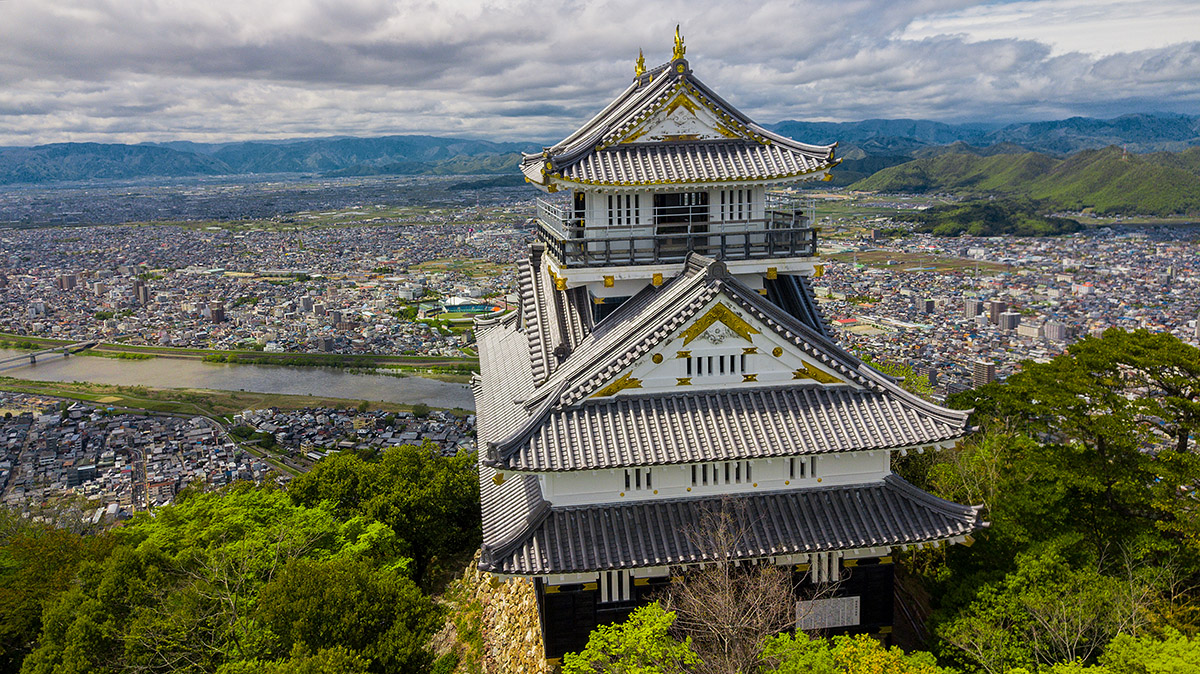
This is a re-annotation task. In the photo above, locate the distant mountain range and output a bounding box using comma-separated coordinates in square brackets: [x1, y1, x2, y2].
[2, 113, 1200, 202]
[852, 146, 1200, 216]
[0, 136, 539, 185]
[767, 112, 1200, 157]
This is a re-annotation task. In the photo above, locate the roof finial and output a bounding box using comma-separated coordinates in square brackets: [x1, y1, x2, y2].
[635, 48, 646, 76]
[673, 25, 686, 60]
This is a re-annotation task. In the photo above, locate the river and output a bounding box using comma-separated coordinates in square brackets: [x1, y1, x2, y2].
[0, 349, 476, 409]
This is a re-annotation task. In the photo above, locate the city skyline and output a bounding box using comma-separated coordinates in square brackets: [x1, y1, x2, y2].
[1, 0, 1198, 146]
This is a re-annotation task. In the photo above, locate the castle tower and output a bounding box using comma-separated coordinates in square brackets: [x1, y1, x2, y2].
[474, 32, 982, 662]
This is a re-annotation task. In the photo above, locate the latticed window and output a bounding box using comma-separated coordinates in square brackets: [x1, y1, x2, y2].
[691, 460, 753, 487]
[607, 194, 640, 227]
[685, 353, 746, 378]
[624, 467, 652, 491]
[788, 456, 817, 480]
[599, 569, 632, 603]
[719, 188, 750, 221]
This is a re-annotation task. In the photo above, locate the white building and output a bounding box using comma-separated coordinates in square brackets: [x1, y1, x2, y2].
[475, 32, 982, 662]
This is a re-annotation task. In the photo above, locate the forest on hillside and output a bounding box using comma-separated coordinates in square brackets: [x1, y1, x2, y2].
[851, 147, 1200, 216]
[3, 328, 1199, 673]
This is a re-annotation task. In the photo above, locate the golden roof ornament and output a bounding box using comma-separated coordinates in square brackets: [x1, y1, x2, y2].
[635, 49, 646, 76]
[672, 25, 686, 60]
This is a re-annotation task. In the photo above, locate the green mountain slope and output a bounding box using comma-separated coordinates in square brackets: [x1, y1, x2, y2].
[910, 199, 1081, 237]
[851, 146, 1200, 215]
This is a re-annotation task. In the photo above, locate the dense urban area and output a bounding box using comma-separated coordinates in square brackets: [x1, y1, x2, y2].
[3, 189, 1197, 395]
[2, 181, 1199, 674]
[0, 390, 476, 512]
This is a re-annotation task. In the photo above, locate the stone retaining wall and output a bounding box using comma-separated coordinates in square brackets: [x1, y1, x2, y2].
[451, 552, 553, 674]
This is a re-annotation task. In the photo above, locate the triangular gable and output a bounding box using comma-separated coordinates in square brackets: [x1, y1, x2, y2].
[522, 257, 876, 411]
[587, 294, 857, 399]
[605, 85, 758, 145]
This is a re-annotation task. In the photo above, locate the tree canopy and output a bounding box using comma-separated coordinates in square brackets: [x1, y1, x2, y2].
[2, 442, 480, 674]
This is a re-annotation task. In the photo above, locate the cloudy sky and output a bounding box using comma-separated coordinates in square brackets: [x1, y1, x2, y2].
[1, 0, 1198, 146]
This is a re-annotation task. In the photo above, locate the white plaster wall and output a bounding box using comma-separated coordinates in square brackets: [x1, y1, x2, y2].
[540, 450, 890, 507]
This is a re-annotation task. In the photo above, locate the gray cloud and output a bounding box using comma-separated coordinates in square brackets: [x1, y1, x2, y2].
[0, 0, 1197, 145]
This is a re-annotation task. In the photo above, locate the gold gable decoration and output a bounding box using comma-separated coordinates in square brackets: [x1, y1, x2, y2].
[680, 302, 761, 346]
[592, 371, 643, 398]
[792, 361, 844, 385]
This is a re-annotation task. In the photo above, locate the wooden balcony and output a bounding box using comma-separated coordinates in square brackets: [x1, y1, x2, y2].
[536, 192, 817, 269]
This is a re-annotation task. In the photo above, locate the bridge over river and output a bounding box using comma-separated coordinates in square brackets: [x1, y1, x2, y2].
[0, 342, 98, 371]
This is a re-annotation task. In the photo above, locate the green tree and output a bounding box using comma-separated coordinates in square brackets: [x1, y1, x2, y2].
[18, 485, 403, 674]
[216, 645, 370, 674]
[288, 445, 480, 585]
[256, 557, 441, 673]
[948, 332, 1183, 550]
[760, 632, 952, 674]
[935, 548, 1157, 673]
[562, 603, 700, 674]
[1078, 329, 1200, 455]
[1100, 629, 1200, 673]
[0, 514, 114, 673]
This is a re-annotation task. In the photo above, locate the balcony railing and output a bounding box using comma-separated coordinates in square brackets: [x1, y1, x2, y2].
[535, 192, 818, 269]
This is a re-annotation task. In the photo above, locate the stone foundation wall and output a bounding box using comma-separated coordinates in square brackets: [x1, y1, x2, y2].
[454, 552, 553, 674]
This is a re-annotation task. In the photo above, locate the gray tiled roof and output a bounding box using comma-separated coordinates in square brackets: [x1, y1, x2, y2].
[516, 243, 595, 384]
[558, 141, 833, 186]
[481, 254, 969, 471]
[521, 58, 836, 189]
[480, 462, 547, 551]
[767, 275, 832, 339]
[472, 313, 538, 448]
[495, 386, 964, 472]
[480, 475, 982, 574]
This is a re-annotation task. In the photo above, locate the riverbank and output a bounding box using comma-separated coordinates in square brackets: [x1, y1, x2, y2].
[0, 377, 450, 418]
[0, 332, 479, 369]
[0, 346, 476, 409]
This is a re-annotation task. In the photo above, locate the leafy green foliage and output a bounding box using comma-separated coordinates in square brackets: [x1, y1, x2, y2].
[11, 474, 463, 674]
[761, 632, 953, 674]
[257, 557, 441, 672]
[908, 329, 1200, 673]
[936, 547, 1158, 672]
[288, 444, 480, 585]
[910, 199, 1081, 237]
[216, 646, 369, 674]
[561, 603, 700, 674]
[0, 513, 115, 673]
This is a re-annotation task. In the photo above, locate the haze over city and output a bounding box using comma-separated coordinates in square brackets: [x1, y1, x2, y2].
[1, 0, 1199, 146]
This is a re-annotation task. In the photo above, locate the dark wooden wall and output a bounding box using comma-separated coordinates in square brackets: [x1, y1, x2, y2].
[535, 559, 895, 660]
